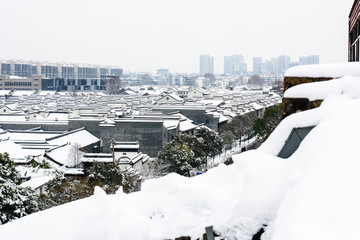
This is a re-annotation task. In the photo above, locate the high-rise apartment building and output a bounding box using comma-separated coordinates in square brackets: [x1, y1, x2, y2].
[306, 55, 319, 64]
[253, 57, 262, 74]
[224, 55, 247, 75]
[299, 55, 320, 65]
[224, 56, 232, 75]
[0, 60, 38, 78]
[157, 68, 169, 77]
[1, 63, 12, 76]
[61, 66, 76, 79]
[200, 55, 214, 75]
[41, 64, 59, 78]
[277, 55, 290, 74]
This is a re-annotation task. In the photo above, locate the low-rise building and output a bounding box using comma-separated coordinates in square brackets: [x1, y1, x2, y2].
[0, 75, 42, 91]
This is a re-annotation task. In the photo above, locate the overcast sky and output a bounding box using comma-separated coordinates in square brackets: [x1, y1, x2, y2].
[0, 0, 355, 74]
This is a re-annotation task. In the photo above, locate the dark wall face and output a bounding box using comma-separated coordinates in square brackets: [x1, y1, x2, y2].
[0, 122, 68, 131]
[68, 119, 102, 137]
[100, 121, 164, 157]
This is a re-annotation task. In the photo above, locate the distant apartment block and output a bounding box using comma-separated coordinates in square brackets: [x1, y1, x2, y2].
[251, 55, 318, 75]
[0, 75, 42, 91]
[224, 55, 247, 75]
[157, 68, 169, 77]
[0, 59, 123, 91]
[349, 0, 360, 61]
[200, 55, 214, 75]
[253, 57, 262, 74]
[299, 55, 319, 65]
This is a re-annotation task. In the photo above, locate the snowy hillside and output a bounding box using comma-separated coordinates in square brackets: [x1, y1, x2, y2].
[1, 75, 360, 239]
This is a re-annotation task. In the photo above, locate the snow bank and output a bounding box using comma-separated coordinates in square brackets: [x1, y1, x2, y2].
[1, 75, 360, 240]
[284, 62, 360, 78]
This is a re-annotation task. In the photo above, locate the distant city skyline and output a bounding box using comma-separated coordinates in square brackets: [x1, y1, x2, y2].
[0, 0, 354, 74]
[0, 54, 320, 76]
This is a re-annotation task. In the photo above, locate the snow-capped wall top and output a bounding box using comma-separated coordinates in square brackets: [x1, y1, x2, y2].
[285, 62, 360, 78]
[284, 76, 360, 101]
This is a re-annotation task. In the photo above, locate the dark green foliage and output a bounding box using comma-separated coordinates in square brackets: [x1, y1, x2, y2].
[157, 129, 224, 176]
[194, 128, 223, 159]
[0, 181, 39, 224]
[28, 159, 52, 169]
[87, 162, 124, 194]
[38, 174, 93, 210]
[0, 152, 20, 184]
[253, 103, 283, 140]
[38, 161, 142, 210]
[122, 170, 142, 194]
[0, 153, 39, 224]
[221, 131, 235, 152]
[157, 134, 205, 177]
[219, 112, 256, 144]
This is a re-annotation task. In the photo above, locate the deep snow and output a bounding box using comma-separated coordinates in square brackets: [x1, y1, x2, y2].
[1, 73, 360, 240]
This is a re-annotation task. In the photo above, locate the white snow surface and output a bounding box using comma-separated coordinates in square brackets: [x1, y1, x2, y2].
[284, 76, 360, 101]
[1, 76, 360, 240]
[284, 62, 360, 78]
[46, 129, 99, 148]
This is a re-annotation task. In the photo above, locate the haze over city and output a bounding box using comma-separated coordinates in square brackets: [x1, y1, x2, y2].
[0, 0, 354, 73]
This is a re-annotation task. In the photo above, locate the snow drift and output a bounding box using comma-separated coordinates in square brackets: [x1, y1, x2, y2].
[1, 74, 360, 240]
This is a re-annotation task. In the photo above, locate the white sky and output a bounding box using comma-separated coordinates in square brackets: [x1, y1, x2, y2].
[0, 0, 355, 74]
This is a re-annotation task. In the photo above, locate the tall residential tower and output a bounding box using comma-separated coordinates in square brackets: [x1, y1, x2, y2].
[224, 55, 247, 75]
[200, 55, 214, 75]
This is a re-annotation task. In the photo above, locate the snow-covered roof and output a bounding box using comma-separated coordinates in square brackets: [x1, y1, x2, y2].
[198, 99, 224, 106]
[0, 90, 11, 96]
[46, 128, 99, 148]
[163, 119, 180, 130]
[5, 130, 61, 142]
[81, 153, 113, 163]
[9, 75, 25, 79]
[251, 102, 264, 110]
[44, 143, 83, 167]
[0, 140, 29, 160]
[130, 152, 148, 164]
[179, 118, 198, 132]
[211, 112, 229, 123]
[20, 174, 55, 190]
[114, 142, 140, 150]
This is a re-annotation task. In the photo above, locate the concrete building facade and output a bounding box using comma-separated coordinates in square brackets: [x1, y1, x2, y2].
[0, 59, 123, 92]
[349, 0, 360, 61]
[0, 75, 42, 91]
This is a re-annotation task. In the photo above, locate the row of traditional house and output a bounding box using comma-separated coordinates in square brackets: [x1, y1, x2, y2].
[0, 86, 281, 193]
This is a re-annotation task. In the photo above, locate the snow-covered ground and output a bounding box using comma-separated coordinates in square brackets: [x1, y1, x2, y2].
[1, 71, 360, 239]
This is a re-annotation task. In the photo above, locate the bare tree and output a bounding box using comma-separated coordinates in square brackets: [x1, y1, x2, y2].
[106, 76, 121, 94]
[249, 75, 264, 86]
[67, 143, 84, 167]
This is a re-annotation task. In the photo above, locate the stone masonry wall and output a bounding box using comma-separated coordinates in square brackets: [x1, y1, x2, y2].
[100, 121, 165, 157]
[283, 76, 332, 117]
